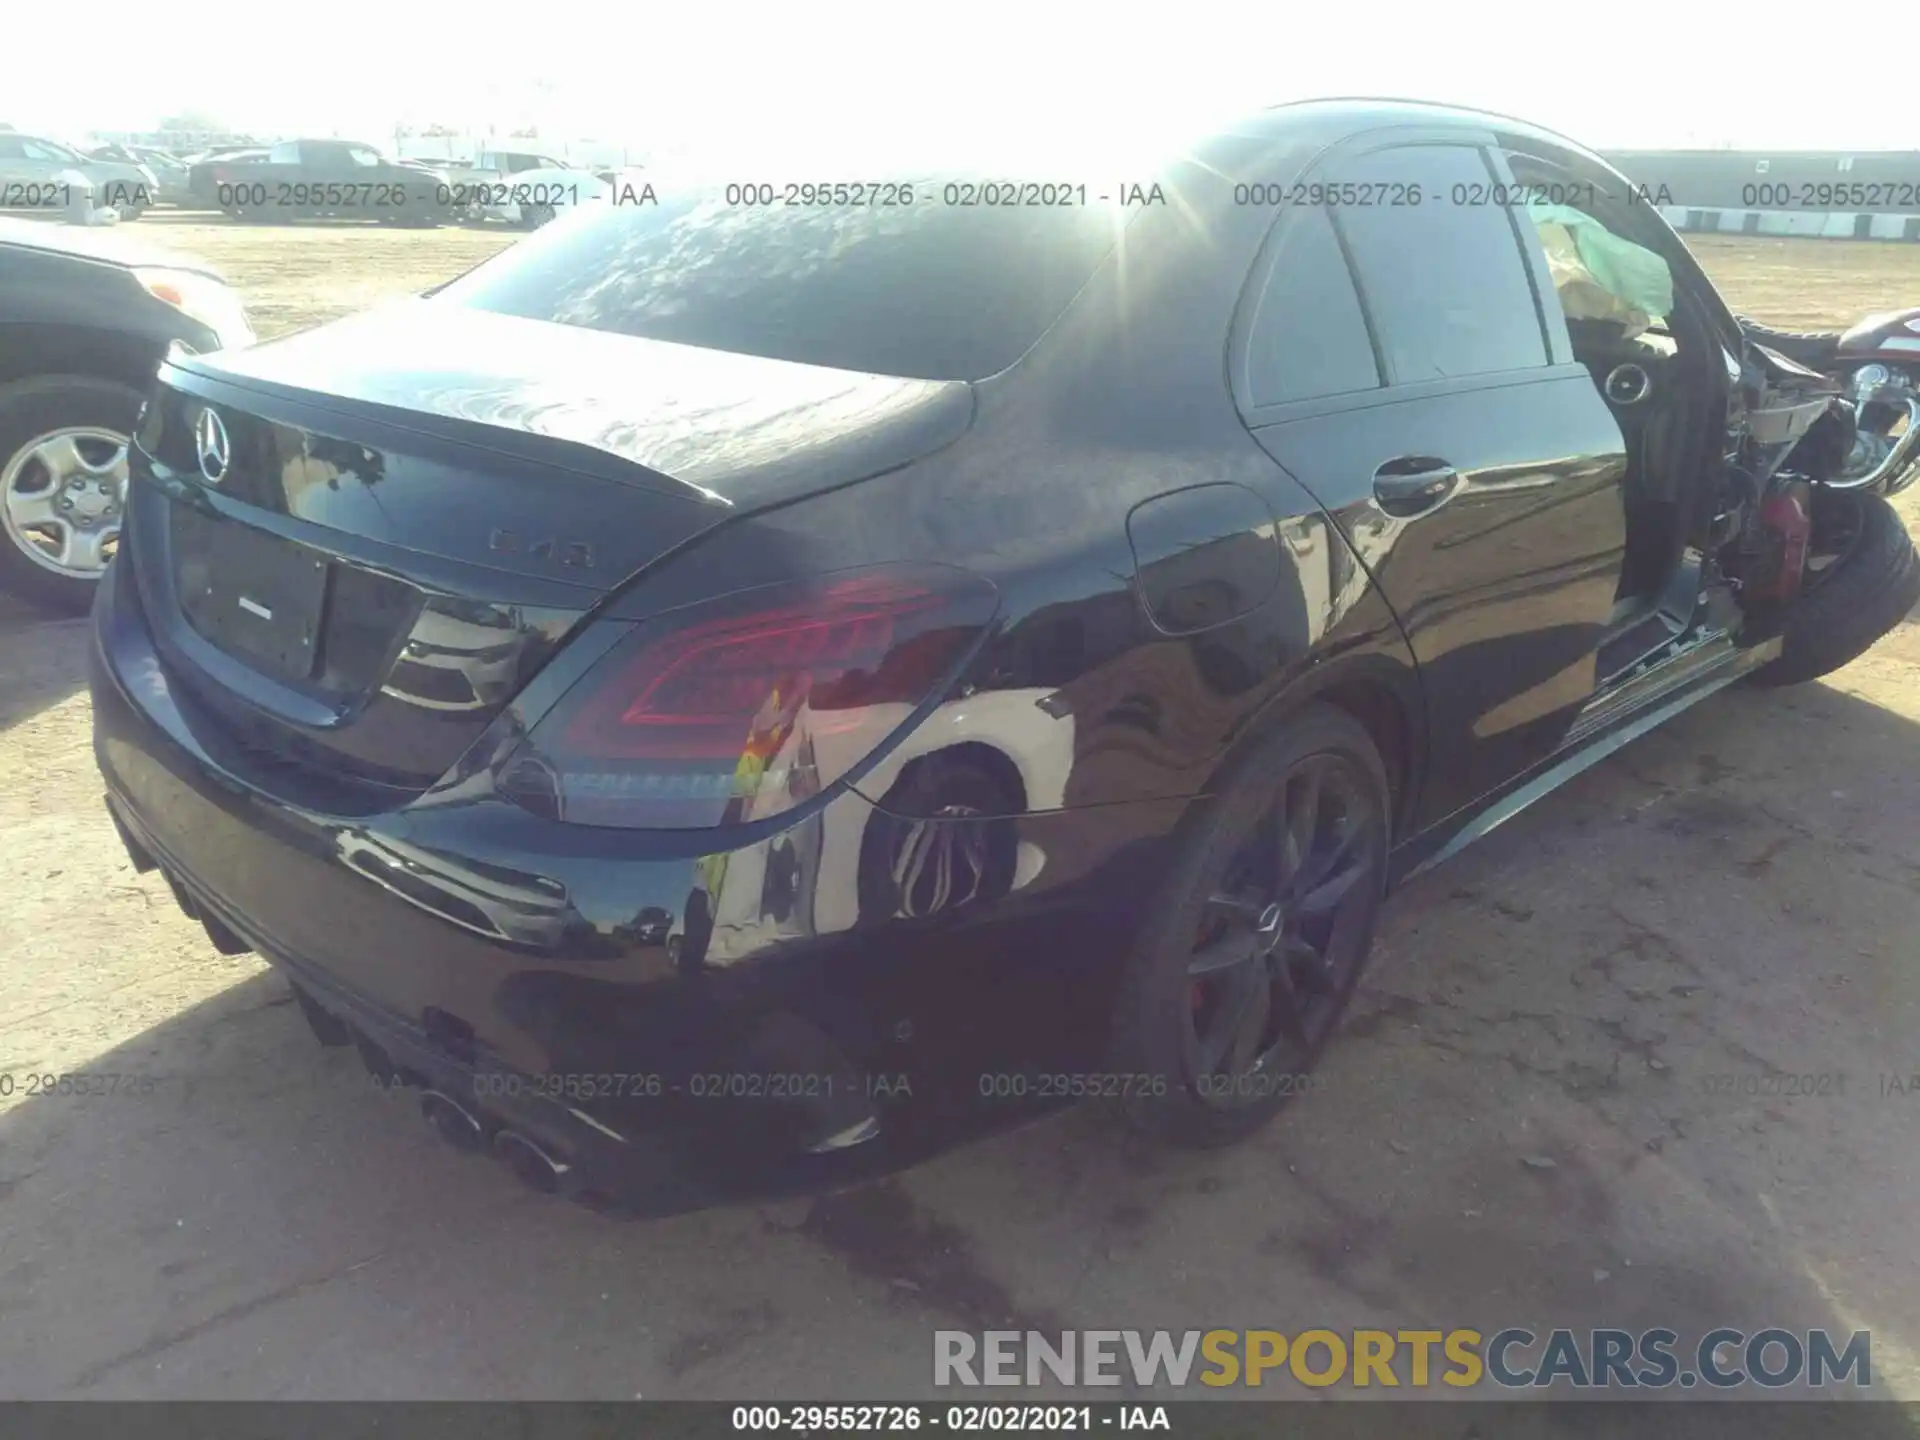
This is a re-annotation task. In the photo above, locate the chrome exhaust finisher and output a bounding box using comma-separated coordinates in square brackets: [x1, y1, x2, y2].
[805, 1113, 883, 1154]
[493, 1129, 582, 1196]
[420, 1089, 489, 1152]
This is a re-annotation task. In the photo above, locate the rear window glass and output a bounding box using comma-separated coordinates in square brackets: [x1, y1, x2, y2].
[433, 183, 1140, 382]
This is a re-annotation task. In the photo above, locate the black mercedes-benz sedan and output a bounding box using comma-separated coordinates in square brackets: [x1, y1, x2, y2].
[90, 100, 1920, 1212]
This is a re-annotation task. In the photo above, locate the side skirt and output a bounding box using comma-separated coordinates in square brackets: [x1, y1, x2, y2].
[1388, 629, 1781, 886]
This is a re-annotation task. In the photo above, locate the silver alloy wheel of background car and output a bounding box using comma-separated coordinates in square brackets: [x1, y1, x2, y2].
[1, 425, 130, 580]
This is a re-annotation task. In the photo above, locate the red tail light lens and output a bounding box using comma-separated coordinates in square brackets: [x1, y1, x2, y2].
[500, 564, 997, 829]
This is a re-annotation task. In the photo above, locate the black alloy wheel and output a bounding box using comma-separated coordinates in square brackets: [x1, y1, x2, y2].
[1110, 704, 1391, 1146]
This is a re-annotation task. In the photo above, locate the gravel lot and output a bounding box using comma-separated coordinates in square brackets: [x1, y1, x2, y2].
[1, 221, 1917, 1403]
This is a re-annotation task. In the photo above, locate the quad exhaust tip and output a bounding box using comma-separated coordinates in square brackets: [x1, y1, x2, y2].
[420, 1089, 488, 1152]
[493, 1129, 582, 1196]
[417, 1090, 582, 1197]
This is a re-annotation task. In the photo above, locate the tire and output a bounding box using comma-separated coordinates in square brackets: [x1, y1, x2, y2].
[1108, 704, 1391, 1147]
[522, 202, 557, 230]
[0, 375, 142, 614]
[1750, 489, 1920, 687]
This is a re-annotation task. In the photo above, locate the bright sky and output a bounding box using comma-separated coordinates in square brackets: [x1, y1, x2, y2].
[6, 0, 1903, 154]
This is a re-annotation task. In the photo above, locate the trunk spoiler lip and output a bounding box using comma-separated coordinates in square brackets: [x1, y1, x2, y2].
[150, 347, 983, 638]
[156, 355, 740, 512]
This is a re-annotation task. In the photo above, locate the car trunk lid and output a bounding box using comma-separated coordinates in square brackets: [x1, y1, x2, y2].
[127, 306, 974, 798]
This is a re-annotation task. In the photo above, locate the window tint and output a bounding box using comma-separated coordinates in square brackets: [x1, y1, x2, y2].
[268, 142, 300, 164]
[347, 146, 382, 167]
[1331, 146, 1548, 383]
[435, 183, 1138, 382]
[1243, 204, 1379, 406]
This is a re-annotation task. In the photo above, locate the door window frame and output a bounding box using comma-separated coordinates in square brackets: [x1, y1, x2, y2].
[1231, 124, 1585, 429]
[1232, 201, 1385, 413]
[1495, 136, 1745, 356]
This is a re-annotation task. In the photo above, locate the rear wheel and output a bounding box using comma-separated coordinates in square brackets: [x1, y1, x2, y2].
[1108, 705, 1391, 1147]
[1750, 489, 1920, 687]
[0, 376, 140, 614]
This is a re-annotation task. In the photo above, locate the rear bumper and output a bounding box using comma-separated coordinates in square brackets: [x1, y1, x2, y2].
[101, 788, 722, 1213]
[89, 561, 1183, 1211]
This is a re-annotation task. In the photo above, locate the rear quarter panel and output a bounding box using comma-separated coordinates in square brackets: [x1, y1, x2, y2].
[601, 138, 1426, 827]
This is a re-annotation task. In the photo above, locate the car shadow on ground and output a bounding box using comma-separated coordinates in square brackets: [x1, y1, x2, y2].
[3, 656, 1919, 1406]
[0, 596, 89, 735]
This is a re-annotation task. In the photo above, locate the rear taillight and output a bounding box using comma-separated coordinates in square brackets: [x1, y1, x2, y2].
[499, 564, 997, 829]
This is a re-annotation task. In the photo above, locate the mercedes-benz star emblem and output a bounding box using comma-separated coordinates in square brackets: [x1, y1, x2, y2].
[195, 407, 230, 485]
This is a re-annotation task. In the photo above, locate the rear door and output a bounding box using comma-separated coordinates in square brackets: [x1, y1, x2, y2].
[1236, 134, 1631, 828]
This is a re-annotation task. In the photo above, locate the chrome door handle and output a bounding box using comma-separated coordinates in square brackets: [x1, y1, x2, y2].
[1371, 458, 1460, 517]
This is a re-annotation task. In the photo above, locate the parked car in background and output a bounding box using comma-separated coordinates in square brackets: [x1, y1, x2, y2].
[0, 133, 157, 219]
[210, 139, 451, 224]
[89, 143, 190, 205]
[184, 148, 269, 210]
[440, 149, 603, 228]
[182, 143, 265, 167]
[89, 100, 1919, 1213]
[0, 218, 252, 611]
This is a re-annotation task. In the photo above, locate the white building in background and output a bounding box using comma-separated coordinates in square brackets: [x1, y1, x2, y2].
[393, 133, 653, 170]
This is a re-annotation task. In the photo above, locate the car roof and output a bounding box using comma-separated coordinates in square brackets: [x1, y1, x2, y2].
[0, 217, 224, 279]
[1222, 96, 1609, 168]
[677, 97, 1606, 190]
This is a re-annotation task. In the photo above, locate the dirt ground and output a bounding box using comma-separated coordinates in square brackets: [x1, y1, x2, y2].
[2, 224, 1919, 1403]
[132, 213, 517, 338]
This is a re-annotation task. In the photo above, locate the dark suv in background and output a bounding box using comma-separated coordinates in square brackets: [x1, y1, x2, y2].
[0, 219, 252, 611]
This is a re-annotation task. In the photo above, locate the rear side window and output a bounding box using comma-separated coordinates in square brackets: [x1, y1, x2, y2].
[1331, 145, 1549, 383]
[434, 185, 1138, 382]
[1242, 205, 1380, 406]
